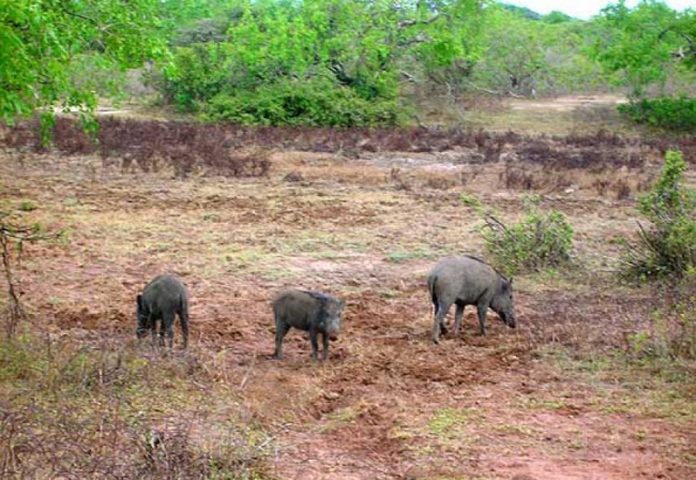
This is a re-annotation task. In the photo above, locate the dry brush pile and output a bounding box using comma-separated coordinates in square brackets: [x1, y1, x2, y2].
[1, 117, 693, 182]
[1, 117, 272, 178]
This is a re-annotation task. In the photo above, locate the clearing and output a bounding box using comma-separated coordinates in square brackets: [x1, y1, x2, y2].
[0, 96, 694, 479]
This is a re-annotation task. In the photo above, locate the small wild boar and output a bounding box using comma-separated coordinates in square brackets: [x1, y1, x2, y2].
[136, 275, 189, 348]
[272, 289, 345, 361]
[427, 256, 516, 343]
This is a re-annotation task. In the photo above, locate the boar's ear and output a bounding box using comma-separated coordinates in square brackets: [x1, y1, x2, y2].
[136, 294, 143, 309]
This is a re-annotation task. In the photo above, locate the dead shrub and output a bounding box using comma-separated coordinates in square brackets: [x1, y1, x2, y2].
[389, 167, 412, 191]
[593, 179, 611, 197]
[5, 118, 691, 177]
[422, 172, 457, 190]
[500, 164, 539, 190]
[614, 179, 632, 200]
[52, 117, 96, 155]
[0, 336, 273, 479]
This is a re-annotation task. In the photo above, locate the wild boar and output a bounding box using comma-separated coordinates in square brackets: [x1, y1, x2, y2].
[272, 289, 345, 360]
[427, 256, 516, 343]
[136, 275, 189, 348]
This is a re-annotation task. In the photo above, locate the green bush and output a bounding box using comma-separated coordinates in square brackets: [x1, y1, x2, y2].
[163, 44, 231, 112]
[622, 150, 695, 280]
[482, 203, 574, 275]
[617, 97, 696, 131]
[18, 200, 37, 212]
[204, 78, 403, 127]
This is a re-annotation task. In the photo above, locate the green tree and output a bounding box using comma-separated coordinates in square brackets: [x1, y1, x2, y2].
[591, 1, 693, 96]
[543, 11, 574, 24]
[0, 0, 167, 123]
[471, 7, 604, 96]
[162, 0, 487, 126]
[671, 8, 696, 68]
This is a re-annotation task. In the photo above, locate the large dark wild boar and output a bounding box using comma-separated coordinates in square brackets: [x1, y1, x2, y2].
[136, 275, 189, 349]
[273, 289, 345, 361]
[427, 256, 516, 344]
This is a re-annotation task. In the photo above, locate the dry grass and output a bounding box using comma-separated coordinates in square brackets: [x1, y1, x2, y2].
[0, 336, 274, 479]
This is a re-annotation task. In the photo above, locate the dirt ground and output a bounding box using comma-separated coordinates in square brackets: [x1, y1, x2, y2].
[1, 109, 695, 479]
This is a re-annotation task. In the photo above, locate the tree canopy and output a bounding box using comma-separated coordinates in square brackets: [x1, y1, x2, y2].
[592, 0, 695, 96]
[0, 0, 694, 128]
[161, 0, 487, 126]
[0, 0, 167, 123]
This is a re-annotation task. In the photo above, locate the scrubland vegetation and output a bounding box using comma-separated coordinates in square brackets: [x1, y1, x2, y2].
[1, 1, 695, 479]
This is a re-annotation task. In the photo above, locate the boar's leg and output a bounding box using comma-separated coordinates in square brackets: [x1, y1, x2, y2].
[149, 315, 158, 346]
[179, 310, 189, 350]
[432, 309, 441, 344]
[453, 303, 465, 337]
[162, 312, 175, 348]
[476, 303, 487, 336]
[322, 333, 330, 361]
[273, 320, 290, 359]
[309, 328, 319, 360]
[432, 301, 450, 344]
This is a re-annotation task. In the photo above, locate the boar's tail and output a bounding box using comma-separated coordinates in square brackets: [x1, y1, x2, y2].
[428, 275, 438, 309]
[179, 294, 189, 319]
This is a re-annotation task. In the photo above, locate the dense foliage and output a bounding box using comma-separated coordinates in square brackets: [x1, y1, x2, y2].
[1, 1, 694, 127]
[161, 0, 485, 125]
[205, 78, 403, 127]
[0, 0, 167, 123]
[157, 0, 694, 126]
[591, 0, 695, 96]
[471, 8, 606, 96]
[618, 97, 696, 130]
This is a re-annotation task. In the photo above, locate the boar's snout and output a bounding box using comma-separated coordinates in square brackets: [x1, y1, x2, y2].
[325, 323, 340, 341]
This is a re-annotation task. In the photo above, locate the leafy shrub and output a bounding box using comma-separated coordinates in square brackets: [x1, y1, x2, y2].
[482, 202, 574, 275]
[622, 150, 695, 280]
[17, 201, 37, 212]
[618, 97, 696, 131]
[205, 78, 403, 127]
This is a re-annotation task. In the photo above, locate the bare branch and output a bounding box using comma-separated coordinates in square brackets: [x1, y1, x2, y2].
[58, 5, 99, 25]
[397, 14, 441, 29]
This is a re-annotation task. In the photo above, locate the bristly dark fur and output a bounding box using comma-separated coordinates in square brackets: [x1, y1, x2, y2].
[462, 254, 510, 283]
[302, 290, 333, 304]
